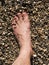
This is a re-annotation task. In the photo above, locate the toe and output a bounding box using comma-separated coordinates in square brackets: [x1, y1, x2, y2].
[22, 12, 29, 20]
[17, 13, 23, 20]
[14, 16, 19, 23]
[11, 18, 17, 30]
[14, 16, 21, 25]
[12, 19, 16, 26]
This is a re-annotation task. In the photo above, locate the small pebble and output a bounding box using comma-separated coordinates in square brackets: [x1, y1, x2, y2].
[33, 54, 37, 57]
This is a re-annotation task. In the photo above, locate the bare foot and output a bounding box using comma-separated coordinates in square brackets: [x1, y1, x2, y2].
[11, 12, 35, 56]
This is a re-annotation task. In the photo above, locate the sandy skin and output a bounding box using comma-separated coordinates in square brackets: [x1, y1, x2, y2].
[11, 12, 35, 65]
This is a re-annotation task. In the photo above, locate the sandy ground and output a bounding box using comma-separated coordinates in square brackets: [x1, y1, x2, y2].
[0, 0, 49, 65]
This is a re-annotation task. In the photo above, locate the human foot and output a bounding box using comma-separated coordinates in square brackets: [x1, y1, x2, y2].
[11, 12, 35, 56]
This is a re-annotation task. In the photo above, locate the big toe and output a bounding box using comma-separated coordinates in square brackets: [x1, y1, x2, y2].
[22, 12, 29, 20]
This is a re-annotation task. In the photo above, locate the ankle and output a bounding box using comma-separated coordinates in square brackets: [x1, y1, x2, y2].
[19, 45, 32, 57]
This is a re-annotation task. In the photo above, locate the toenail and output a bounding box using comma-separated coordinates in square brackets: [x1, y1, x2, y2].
[11, 23, 16, 26]
[17, 13, 21, 14]
[17, 13, 21, 16]
[22, 12, 28, 15]
[22, 12, 25, 14]
[14, 16, 17, 19]
[14, 16, 18, 19]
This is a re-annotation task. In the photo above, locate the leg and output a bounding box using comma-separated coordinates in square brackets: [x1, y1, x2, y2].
[11, 12, 35, 65]
[12, 47, 31, 65]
